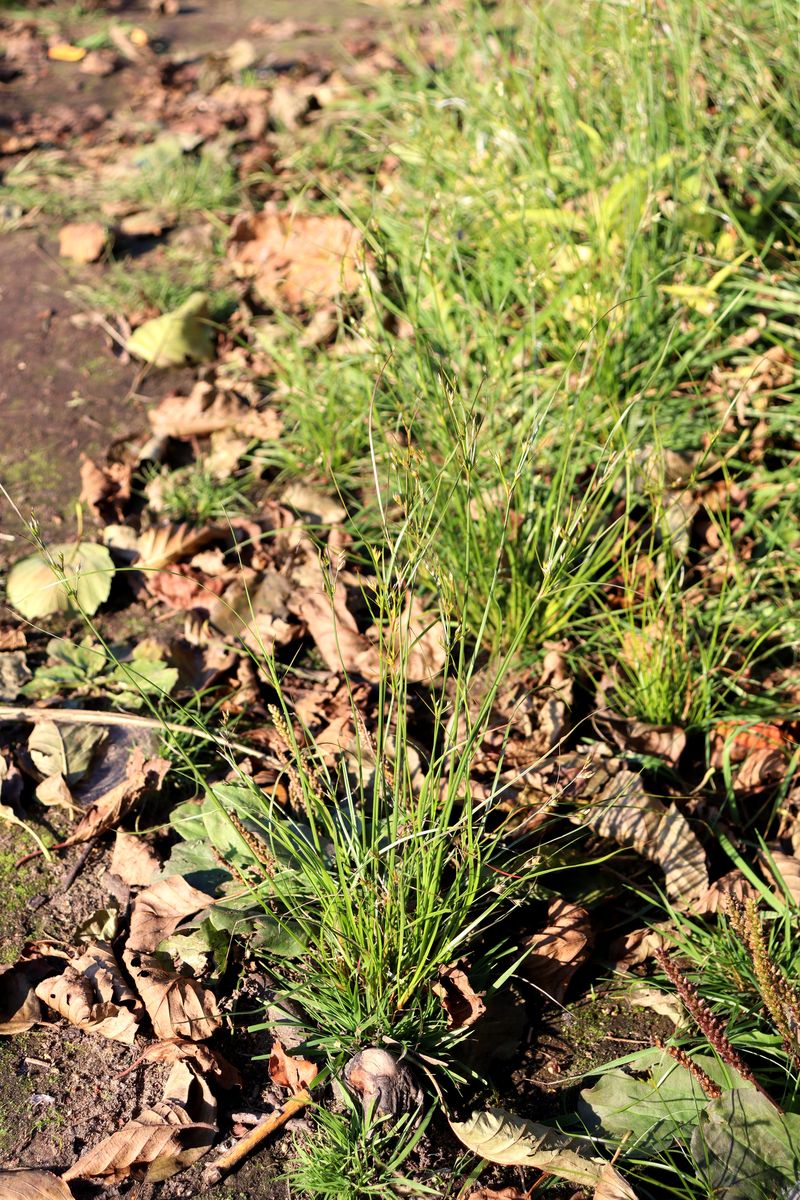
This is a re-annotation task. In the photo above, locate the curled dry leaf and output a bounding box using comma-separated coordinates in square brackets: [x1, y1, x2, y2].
[0, 1169, 73, 1198]
[710, 720, 790, 767]
[522, 899, 592, 1004]
[0, 954, 68, 1034]
[343, 1048, 424, 1117]
[79, 455, 131, 522]
[609, 926, 668, 972]
[228, 209, 369, 310]
[28, 720, 107, 785]
[128, 876, 215, 953]
[35, 942, 141, 1044]
[63, 1061, 216, 1183]
[594, 1162, 638, 1199]
[696, 869, 753, 915]
[268, 1038, 318, 1094]
[61, 747, 170, 847]
[110, 830, 160, 887]
[451, 1106, 628, 1189]
[568, 761, 708, 910]
[597, 714, 686, 768]
[123, 949, 221, 1041]
[433, 963, 486, 1029]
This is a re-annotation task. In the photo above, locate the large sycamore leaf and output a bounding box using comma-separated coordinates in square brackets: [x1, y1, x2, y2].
[7, 542, 114, 620]
[123, 948, 221, 1041]
[63, 1061, 216, 1183]
[0, 1169, 73, 1198]
[127, 292, 216, 368]
[450, 1107, 627, 1190]
[692, 1088, 800, 1199]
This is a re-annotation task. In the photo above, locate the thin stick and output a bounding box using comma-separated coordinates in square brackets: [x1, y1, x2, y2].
[0, 704, 280, 767]
[202, 1090, 311, 1185]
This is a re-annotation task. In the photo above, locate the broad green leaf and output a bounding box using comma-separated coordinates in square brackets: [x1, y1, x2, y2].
[28, 721, 107, 784]
[161, 837, 231, 894]
[692, 1088, 800, 1199]
[7, 542, 114, 620]
[579, 1049, 754, 1154]
[48, 637, 106, 676]
[110, 657, 178, 697]
[126, 292, 216, 367]
[450, 1106, 625, 1189]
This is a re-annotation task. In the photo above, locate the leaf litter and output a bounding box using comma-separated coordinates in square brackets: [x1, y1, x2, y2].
[2, 2, 800, 1198]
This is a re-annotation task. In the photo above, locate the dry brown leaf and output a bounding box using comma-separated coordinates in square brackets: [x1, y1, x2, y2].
[522, 899, 592, 1004]
[140, 1039, 241, 1088]
[281, 482, 346, 525]
[143, 565, 225, 612]
[598, 714, 686, 767]
[136, 524, 217, 572]
[58, 221, 106, 262]
[128, 876, 215, 953]
[124, 949, 221, 1041]
[468, 1189, 528, 1200]
[80, 48, 118, 75]
[79, 455, 131, 522]
[763, 850, 800, 905]
[696, 869, 753, 914]
[268, 1038, 318, 1094]
[63, 1061, 216, 1183]
[0, 953, 67, 1034]
[35, 941, 140, 1044]
[609, 926, 668, 971]
[0, 1168, 74, 1198]
[594, 1163, 638, 1199]
[734, 746, 787, 794]
[568, 760, 708, 909]
[432, 963, 486, 1029]
[295, 587, 381, 681]
[61, 748, 170, 847]
[35, 773, 75, 813]
[228, 209, 368, 310]
[710, 720, 790, 768]
[110, 830, 160, 887]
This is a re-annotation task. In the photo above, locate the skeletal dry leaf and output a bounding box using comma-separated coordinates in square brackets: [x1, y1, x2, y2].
[228, 209, 369, 310]
[432, 963, 486, 1029]
[110, 830, 160, 887]
[451, 1106, 625, 1189]
[62, 1061, 216, 1183]
[0, 1168, 73, 1198]
[568, 762, 707, 909]
[61, 748, 170, 847]
[128, 876, 215, 952]
[269, 1038, 318, 1094]
[123, 949, 221, 1041]
[522, 899, 592, 1004]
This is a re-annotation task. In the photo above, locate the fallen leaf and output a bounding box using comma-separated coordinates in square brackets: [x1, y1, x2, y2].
[28, 720, 107, 784]
[522, 899, 592, 1004]
[269, 1038, 318, 1094]
[119, 209, 173, 237]
[140, 1040, 241, 1088]
[61, 748, 170, 847]
[432, 963, 486, 1029]
[710, 720, 791, 768]
[0, 650, 31, 699]
[281, 482, 346, 525]
[58, 221, 106, 262]
[228, 209, 369, 310]
[609, 926, 668, 971]
[35, 942, 141, 1044]
[451, 1106, 627, 1189]
[294, 587, 381, 681]
[468, 1189, 528, 1200]
[127, 292, 216, 367]
[567, 758, 708, 909]
[79, 48, 118, 75]
[79, 455, 131, 522]
[110, 831, 160, 887]
[136, 523, 217, 572]
[0, 1169, 73, 1198]
[594, 1162, 639, 1199]
[0, 953, 69, 1034]
[597, 714, 686, 768]
[343, 1048, 423, 1117]
[763, 850, 800, 905]
[128, 876, 215, 952]
[35, 773, 75, 813]
[63, 1061, 216, 1183]
[123, 949, 221, 1041]
[7, 542, 115, 620]
[48, 43, 87, 62]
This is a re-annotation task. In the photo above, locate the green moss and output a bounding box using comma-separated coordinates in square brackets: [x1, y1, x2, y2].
[0, 846, 46, 964]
